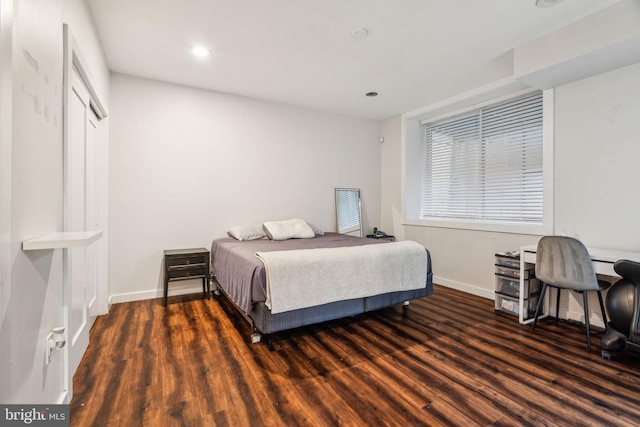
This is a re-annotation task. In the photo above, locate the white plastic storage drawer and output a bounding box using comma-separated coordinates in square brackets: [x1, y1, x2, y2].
[495, 276, 541, 298]
[495, 294, 540, 320]
[495, 255, 534, 270]
[494, 265, 533, 280]
[495, 256, 520, 268]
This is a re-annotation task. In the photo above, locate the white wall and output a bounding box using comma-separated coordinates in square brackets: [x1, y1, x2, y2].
[7, 0, 66, 404]
[553, 62, 640, 320]
[109, 73, 381, 302]
[0, 0, 108, 404]
[554, 62, 640, 249]
[382, 62, 640, 318]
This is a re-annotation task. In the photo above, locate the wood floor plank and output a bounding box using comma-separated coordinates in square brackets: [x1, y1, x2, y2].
[70, 285, 640, 426]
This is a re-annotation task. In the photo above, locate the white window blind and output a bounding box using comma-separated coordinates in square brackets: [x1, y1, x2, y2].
[421, 91, 543, 224]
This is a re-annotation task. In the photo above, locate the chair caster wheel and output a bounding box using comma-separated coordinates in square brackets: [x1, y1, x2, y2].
[601, 350, 612, 360]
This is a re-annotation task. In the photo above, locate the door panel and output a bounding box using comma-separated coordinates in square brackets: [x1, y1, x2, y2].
[66, 68, 96, 377]
[86, 112, 98, 314]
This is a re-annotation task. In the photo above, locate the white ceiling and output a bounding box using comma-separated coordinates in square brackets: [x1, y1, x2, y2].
[86, 0, 623, 121]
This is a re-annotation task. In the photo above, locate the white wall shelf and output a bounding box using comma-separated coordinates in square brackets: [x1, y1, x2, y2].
[22, 231, 103, 251]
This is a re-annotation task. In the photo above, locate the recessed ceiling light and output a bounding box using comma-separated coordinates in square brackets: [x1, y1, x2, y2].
[366, 92, 378, 97]
[351, 28, 369, 40]
[192, 46, 211, 57]
[535, 0, 564, 7]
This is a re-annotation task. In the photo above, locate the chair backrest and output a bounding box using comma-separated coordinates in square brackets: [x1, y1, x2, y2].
[614, 260, 640, 286]
[535, 236, 599, 291]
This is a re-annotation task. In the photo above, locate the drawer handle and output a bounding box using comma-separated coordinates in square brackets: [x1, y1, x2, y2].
[186, 260, 191, 265]
[186, 272, 190, 277]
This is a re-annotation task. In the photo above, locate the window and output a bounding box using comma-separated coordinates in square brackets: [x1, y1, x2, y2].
[421, 91, 543, 225]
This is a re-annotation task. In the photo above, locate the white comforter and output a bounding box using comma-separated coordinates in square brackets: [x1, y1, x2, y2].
[256, 240, 428, 314]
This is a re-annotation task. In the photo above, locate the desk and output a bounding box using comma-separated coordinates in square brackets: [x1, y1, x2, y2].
[518, 244, 640, 324]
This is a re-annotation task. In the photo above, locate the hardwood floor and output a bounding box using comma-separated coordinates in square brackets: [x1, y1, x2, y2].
[70, 285, 640, 426]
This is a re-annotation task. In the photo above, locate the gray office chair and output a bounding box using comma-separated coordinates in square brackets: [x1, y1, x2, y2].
[531, 236, 610, 351]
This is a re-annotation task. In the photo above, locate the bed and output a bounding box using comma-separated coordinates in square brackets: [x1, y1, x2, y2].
[210, 225, 433, 343]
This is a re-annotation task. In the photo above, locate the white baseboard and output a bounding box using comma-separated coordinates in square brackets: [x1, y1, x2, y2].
[109, 276, 493, 305]
[107, 277, 606, 329]
[434, 277, 607, 329]
[564, 308, 606, 329]
[435, 275, 495, 300]
[109, 282, 206, 304]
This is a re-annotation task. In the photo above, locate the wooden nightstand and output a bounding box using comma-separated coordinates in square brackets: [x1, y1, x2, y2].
[163, 248, 210, 306]
[366, 234, 395, 242]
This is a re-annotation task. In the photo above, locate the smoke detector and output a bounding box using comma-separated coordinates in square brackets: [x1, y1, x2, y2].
[351, 28, 369, 39]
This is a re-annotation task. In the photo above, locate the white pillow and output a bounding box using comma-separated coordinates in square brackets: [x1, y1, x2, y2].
[227, 224, 267, 241]
[263, 218, 315, 240]
[307, 222, 324, 236]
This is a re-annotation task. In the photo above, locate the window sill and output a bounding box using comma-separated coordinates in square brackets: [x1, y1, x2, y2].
[402, 217, 550, 236]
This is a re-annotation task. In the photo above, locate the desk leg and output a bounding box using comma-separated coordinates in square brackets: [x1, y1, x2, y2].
[519, 252, 525, 324]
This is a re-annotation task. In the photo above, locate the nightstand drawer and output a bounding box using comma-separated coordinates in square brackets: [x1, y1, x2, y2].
[167, 266, 208, 281]
[166, 254, 207, 267]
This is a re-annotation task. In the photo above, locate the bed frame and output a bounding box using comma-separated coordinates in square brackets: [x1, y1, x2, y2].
[212, 250, 433, 343]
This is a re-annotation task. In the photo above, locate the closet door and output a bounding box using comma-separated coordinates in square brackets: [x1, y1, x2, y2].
[63, 24, 108, 402]
[65, 67, 96, 379]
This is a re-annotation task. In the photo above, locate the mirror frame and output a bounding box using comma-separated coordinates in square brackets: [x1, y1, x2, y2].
[335, 188, 363, 237]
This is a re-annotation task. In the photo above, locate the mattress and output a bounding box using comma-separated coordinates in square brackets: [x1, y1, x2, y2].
[210, 232, 389, 313]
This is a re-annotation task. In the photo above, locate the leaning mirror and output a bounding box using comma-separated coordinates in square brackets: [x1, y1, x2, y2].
[335, 188, 363, 237]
